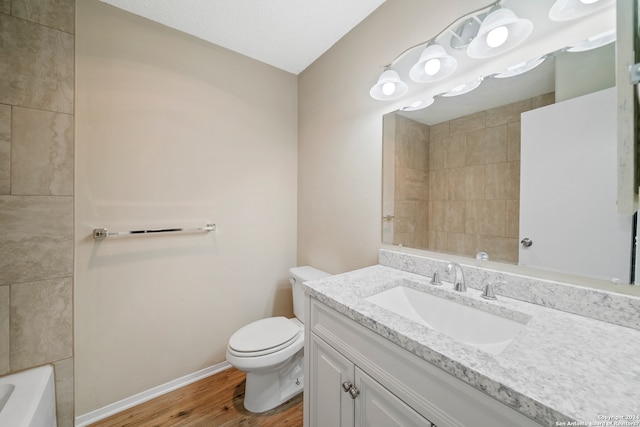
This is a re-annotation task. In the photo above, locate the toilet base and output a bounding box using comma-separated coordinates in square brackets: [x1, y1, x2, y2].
[243, 350, 304, 413]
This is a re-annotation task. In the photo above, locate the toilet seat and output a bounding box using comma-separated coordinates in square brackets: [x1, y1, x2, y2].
[228, 317, 301, 357]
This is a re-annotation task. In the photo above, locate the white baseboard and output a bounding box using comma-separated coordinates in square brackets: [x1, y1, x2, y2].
[75, 361, 232, 427]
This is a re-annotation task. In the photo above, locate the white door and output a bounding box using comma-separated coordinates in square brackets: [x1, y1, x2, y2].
[520, 87, 634, 282]
[354, 367, 432, 427]
[308, 334, 355, 427]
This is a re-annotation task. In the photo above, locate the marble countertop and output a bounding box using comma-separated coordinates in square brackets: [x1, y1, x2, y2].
[303, 264, 640, 427]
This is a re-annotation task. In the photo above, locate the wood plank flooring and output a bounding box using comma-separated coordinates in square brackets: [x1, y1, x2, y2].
[88, 367, 303, 427]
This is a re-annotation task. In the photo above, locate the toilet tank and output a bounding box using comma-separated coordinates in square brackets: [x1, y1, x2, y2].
[289, 266, 330, 323]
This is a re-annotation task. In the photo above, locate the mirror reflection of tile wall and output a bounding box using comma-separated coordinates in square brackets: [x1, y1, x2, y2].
[393, 93, 554, 264]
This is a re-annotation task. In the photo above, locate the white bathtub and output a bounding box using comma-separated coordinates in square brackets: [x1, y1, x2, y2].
[0, 365, 57, 427]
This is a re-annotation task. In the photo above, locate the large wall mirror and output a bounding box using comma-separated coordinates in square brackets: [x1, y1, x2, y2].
[381, 0, 639, 286]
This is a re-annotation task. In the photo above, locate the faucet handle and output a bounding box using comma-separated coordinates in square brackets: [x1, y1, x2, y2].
[482, 281, 506, 300]
[430, 271, 442, 286]
[481, 283, 497, 300]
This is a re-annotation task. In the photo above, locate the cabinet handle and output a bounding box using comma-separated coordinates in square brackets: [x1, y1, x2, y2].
[348, 385, 360, 399]
[341, 381, 360, 399]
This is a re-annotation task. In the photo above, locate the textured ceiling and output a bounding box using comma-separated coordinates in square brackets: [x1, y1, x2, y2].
[99, 0, 386, 75]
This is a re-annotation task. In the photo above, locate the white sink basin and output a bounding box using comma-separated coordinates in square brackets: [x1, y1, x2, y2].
[365, 286, 527, 355]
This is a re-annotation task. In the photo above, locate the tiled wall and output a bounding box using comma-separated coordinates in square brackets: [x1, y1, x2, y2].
[0, 1, 75, 425]
[394, 93, 554, 264]
[393, 115, 430, 249]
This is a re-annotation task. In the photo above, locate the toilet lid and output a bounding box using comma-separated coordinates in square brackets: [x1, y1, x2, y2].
[229, 317, 301, 354]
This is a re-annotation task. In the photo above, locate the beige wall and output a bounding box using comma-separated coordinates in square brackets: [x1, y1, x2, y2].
[75, 0, 298, 416]
[0, 0, 75, 425]
[298, 0, 490, 273]
[298, 0, 537, 273]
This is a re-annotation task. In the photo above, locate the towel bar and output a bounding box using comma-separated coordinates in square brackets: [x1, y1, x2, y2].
[93, 224, 216, 240]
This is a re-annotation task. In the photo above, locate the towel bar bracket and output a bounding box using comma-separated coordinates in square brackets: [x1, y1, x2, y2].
[93, 228, 108, 240]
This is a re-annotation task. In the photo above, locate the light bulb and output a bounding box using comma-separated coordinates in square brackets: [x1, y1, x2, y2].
[424, 58, 442, 76]
[580, 0, 599, 4]
[487, 26, 509, 47]
[382, 82, 396, 96]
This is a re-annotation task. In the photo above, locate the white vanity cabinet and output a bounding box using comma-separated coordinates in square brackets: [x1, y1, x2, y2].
[309, 332, 432, 426]
[304, 297, 544, 427]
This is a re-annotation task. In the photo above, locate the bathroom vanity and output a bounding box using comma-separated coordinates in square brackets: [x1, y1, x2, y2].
[302, 249, 640, 427]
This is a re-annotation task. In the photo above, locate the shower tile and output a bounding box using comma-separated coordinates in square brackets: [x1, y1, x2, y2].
[54, 357, 74, 427]
[12, 107, 73, 196]
[0, 14, 74, 113]
[430, 133, 465, 171]
[415, 200, 429, 249]
[0, 104, 9, 195]
[393, 232, 412, 248]
[395, 166, 428, 201]
[450, 111, 485, 135]
[429, 138, 445, 171]
[428, 229, 447, 252]
[430, 200, 446, 232]
[485, 161, 519, 200]
[486, 98, 531, 127]
[465, 199, 506, 237]
[0, 285, 9, 375]
[432, 200, 465, 233]
[430, 121, 449, 140]
[393, 200, 417, 248]
[12, 0, 75, 34]
[393, 201, 417, 234]
[0, 196, 73, 286]
[10, 277, 72, 370]
[449, 165, 485, 201]
[429, 169, 448, 201]
[396, 116, 429, 171]
[532, 92, 555, 109]
[448, 232, 482, 258]
[507, 121, 521, 161]
[465, 125, 507, 166]
[505, 200, 520, 239]
[483, 236, 518, 263]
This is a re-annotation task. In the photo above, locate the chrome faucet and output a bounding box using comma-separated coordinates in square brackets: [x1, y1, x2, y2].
[445, 262, 466, 292]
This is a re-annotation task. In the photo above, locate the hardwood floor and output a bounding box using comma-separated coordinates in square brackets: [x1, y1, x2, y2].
[89, 368, 303, 427]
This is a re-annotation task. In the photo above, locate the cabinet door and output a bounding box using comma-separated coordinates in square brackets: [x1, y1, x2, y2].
[308, 333, 355, 427]
[354, 367, 432, 427]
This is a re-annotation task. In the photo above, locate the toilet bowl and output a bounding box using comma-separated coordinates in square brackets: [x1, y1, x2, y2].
[226, 266, 330, 413]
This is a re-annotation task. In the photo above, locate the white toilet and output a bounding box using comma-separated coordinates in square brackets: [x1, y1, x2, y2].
[226, 266, 330, 413]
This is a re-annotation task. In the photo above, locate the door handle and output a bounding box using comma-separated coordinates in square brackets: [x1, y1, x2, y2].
[520, 238, 533, 247]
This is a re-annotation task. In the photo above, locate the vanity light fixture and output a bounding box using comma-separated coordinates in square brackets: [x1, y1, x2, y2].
[549, 0, 615, 21]
[369, 67, 408, 100]
[368, 0, 540, 101]
[400, 97, 435, 111]
[441, 78, 483, 97]
[409, 43, 458, 83]
[449, 13, 486, 50]
[467, 7, 533, 58]
[494, 56, 546, 78]
[566, 28, 616, 52]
